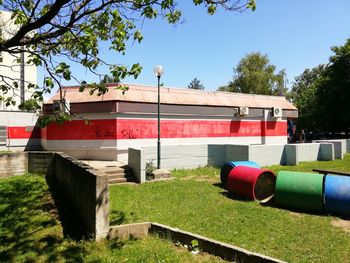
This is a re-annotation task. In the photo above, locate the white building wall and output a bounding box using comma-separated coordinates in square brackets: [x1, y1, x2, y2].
[0, 11, 37, 110]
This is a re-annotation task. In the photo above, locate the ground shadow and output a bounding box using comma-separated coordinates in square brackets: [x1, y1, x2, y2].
[45, 173, 89, 240]
[212, 182, 224, 189]
[220, 191, 252, 202]
[0, 175, 90, 262]
[110, 210, 128, 225]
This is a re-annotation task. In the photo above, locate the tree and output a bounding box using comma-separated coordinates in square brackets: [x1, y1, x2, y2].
[187, 77, 205, 90]
[218, 52, 287, 96]
[291, 39, 350, 134]
[291, 65, 326, 130]
[0, 0, 256, 117]
[316, 39, 350, 133]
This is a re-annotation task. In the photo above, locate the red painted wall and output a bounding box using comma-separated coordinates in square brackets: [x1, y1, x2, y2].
[7, 126, 41, 139]
[43, 119, 286, 140]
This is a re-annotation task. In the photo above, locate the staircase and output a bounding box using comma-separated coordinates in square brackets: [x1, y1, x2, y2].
[80, 160, 136, 185]
[99, 165, 136, 185]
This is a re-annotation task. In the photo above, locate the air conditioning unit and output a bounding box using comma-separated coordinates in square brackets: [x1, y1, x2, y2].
[53, 99, 70, 113]
[234, 106, 249, 116]
[272, 107, 282, 118]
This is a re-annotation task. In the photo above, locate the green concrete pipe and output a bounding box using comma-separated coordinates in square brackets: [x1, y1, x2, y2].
[275, 171, 324, 213]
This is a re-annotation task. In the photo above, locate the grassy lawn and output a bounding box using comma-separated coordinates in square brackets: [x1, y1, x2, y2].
[0, 174, 223, 262]
[110, 155, 350, 263]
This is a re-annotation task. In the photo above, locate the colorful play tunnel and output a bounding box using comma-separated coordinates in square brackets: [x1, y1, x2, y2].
[221, 162, 350, 218]
[275, 171, 324, 213]
[226, 166, 276, 201]
[220, 161, 260, 188]
[324, 175, 350, 217]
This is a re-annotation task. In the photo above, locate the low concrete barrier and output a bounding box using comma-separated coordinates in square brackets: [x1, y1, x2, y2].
[0, 152, 27, 177]
[284, 143, 334, 165]
[128, 142, 336, 181]
[0, 151, 109, 240]
[53, 153, 109, 240]
[108, 222, 285, 263]
[313, 139, 346, 159]
[128, 144, 226, 183]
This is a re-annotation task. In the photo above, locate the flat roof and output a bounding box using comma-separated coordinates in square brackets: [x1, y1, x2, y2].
[46, 83, 297, 110]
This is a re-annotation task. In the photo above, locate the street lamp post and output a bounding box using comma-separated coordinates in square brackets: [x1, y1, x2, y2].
[153, 65, 164, 169]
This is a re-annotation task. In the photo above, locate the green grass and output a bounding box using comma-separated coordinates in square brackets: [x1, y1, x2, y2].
[0, 174, 224, 262]
[268, 153, 350, 174]
[110, 155, 350, 263]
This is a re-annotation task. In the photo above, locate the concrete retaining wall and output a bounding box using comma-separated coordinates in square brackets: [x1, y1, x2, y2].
[284, 143, 334, 166]
[0, 151, 109, 240]
[128, 144, 226, 182]
[0, 152, 28, 177]
[53, 153, 109, 240]
[128, 143, 336, 182]
[225, 144, 286, 166]
[313, 140, 346, 159]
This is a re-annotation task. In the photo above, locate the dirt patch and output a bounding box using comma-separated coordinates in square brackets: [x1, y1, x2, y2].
[331, 219, 350, 233]
[180, 176, 218, 183]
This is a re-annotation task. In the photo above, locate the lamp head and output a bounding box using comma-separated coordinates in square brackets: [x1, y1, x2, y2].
[153, 65, 164, 77]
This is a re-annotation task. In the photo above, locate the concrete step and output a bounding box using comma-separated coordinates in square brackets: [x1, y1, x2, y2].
[106, 164, 136, 185]
[108, 172, 134, 180]
[101, 168, 125, 175]
[109, 176, 137, 185]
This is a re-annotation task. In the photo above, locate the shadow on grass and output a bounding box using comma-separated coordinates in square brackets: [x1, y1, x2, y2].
[0, 175, 79, 261]
[110, 210, 128, 225]
[0, 174, 102, 262]
[45, 172, 88, 240]
[220, 191, 252, 202]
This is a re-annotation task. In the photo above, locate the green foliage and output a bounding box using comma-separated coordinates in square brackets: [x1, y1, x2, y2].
[0, 0, 255, 118]
[18, 98, 41, 111]
[110, 155, 350, 262]
[218, 52, 288, 96]
[187, 77, 205, 90]
[291, 65, 326, 130]
[145, 159, 156, 181]
[316, 39, 350, 133]
[292, 39, 350, 133]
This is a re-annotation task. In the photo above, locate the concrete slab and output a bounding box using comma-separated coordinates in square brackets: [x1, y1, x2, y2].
[80, 160, 126, 169]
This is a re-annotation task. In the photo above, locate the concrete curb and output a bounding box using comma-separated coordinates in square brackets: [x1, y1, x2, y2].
[108, 222, 286, 263]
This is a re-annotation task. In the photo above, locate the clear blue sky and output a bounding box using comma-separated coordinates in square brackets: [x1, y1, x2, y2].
[42, 0, 350, 93]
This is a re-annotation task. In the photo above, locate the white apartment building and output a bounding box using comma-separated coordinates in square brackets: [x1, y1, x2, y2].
[0, 10, 37, 111]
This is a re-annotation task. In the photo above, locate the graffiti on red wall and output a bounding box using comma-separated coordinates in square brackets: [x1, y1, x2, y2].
[121, 129, 138, 139]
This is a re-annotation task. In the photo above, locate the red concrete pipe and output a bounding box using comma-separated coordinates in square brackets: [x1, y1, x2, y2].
[226, 166, 276, 200]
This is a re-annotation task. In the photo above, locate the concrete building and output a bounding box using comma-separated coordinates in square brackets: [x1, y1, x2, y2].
[42, 83, 298, 162]
[0, 11, 37, 110]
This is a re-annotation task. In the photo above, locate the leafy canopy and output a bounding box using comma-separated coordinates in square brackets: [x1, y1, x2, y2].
[187, 77, 205, 90]
[291, 38, 350, 133]
[0, 0, 256, 116]
[218, 52, 288, 96]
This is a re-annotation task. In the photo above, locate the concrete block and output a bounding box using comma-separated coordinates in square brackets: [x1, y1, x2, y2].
[318, 143, 335, 161]
[108, 222, 151, 240]
[313, 140, 346, 159]
[284, 145, 297, 165]
[53, 153, 110, 240]
[150, 222, 286, 263]
[208, 144, 225, 167]
[225, 145, 249, 162]
[0, 152, 28, 177]
[249, 144, 285, 166]
[128, 148, 143, 182]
